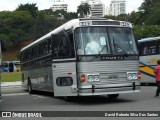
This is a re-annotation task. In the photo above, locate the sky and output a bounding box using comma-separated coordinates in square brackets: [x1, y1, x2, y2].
[0, 0, 144, 13]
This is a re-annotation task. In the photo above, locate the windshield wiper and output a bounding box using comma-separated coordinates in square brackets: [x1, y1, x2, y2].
[113, 38, 128, 57]
[97, 45, 106, 56]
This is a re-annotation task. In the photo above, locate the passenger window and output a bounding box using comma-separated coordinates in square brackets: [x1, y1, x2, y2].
[53, 35, 70, 58]
[32, 45, 39, 57]
[148, 41, 157, 55]
[158, 41, 160, 54]
[143, 46, 148, 55]
[48, 38, 52, 53]
[39, 41, 48, 56]
[139, 43, 148, 56]
[140, 41, 157, 56]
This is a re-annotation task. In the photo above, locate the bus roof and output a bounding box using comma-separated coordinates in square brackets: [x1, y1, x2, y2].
[138, 37, 160, 43]
[21, 18, 132, 52]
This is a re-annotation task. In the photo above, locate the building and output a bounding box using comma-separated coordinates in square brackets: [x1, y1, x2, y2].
[51, 0, 68, 12]
[105, 6, 110, 16]
[110, 0, 126, 16]
[86, 0, 105, 18]
[51, 4, 68, 12]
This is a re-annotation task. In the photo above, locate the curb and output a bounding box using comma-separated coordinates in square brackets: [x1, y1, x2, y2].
[1, 82, 21, 87]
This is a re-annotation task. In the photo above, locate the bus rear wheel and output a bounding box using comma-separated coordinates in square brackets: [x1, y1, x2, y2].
[107, 94, 119, 99]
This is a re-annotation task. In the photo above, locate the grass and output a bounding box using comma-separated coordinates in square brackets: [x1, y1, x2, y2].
[0, 72, 22, 82]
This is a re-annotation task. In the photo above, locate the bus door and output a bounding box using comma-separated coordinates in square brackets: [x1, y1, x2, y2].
[52, 35, 78, 96]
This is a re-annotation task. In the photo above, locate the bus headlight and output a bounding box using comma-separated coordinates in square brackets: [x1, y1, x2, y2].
[88, 74, 100, 82]
[127, 72, 138, 80]
[88, 75, 94, 82]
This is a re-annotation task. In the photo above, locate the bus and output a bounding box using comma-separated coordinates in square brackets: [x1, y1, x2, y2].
[0, 39, 6, 96]
[20, 18, 141, 101]
[139, 37, 160, 84]
[1, 61, 20, 72]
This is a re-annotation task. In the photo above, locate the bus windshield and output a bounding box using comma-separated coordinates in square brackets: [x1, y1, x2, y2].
[75, 27, 138, 56]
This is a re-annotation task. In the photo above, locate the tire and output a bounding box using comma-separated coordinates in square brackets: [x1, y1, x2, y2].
[107, 94, 119, 99]
[28, 79, 33, 94]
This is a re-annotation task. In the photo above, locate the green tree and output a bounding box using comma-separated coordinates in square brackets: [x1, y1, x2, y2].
[53, 9, 67, 18]
[16, 3, 38, 18]
[41, 9, 54, 16]
[52, 10, 77, 20]
[77, 3, 90, 18]
[35, 11, 59, 39]
[138, 0, 160, 25]
[104, 14, 129, 21]
[128, 11, 142, 25]
[133, 25, 160, 40]
[0, 11, 35, 46]
[66, 12, 78, 20]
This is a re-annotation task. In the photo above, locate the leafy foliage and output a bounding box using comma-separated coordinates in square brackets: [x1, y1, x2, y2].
[0, 11, 35, 46]
[133, 25, 160, 40]
[137, 0, 160, 25]
[1, 1, 160, 60]
[77, 3, 90, 17]
[16, 3, 38, 18]
[0, 3, 78, 60]
[52, 9, 77, 20]
[104, 0, 160, 39]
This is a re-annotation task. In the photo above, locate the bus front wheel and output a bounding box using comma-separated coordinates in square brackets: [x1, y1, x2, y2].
[107, 94, 119, 99]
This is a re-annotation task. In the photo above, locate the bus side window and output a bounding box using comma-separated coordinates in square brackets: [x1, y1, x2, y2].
[158, 41, 160, 54]
[53, 35, 70, 58]
[33, 45, 39, 57]
[29, 48, 32, 59]
[44, 40, 48, 54]
[148, 41, 157, 55]
[48, 38, 52, 53]
[139, 43, 148, 56]
[20, 52, 23, 62]
[39, 42, 44, 56]
[61, 37, 69, 56]
[140, 42, 149, 56]
[143, 46, 148, 55]
[68, 33, 75, 58]
[53, 36, 60, 58]
[148, 46, 156, 54]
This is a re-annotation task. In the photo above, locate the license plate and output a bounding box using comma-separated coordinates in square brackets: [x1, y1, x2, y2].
[108, 74, 118, 80]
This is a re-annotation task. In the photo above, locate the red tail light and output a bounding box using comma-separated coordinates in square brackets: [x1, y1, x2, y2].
[138, 72, 141, 80]
[80, 74, 86, 83]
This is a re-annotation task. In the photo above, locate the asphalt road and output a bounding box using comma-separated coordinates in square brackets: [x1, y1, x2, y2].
[0, 85, 160, 120]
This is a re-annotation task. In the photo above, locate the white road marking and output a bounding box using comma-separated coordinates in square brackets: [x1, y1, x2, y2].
[2, 93, 28, 96]
[31, 95, 45, 99]
[1, 93, 46, 100]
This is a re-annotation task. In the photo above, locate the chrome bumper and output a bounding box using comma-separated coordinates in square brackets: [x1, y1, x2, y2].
[78, 82, 141, 96]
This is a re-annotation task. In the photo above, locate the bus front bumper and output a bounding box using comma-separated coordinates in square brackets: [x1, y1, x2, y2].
[78, 82, 141, 96]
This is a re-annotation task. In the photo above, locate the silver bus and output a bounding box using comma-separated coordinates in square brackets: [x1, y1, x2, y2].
[20, 18, 141, 101]
[139, 37, 160, 84]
